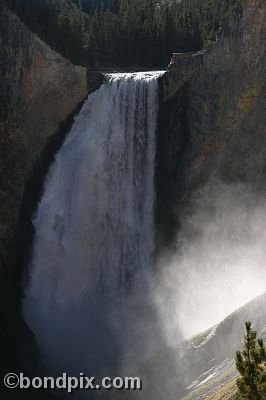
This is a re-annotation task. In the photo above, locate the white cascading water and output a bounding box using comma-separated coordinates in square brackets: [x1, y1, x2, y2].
[23, 71, 164, 380]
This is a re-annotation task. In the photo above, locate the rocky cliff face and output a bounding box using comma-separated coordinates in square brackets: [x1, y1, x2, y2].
[0, 7, 102, 380]
[156, 0, 266, 244]
[129, 293, 266, 400]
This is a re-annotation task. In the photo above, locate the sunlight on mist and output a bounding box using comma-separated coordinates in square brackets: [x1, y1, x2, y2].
[155, 182, 266, 341]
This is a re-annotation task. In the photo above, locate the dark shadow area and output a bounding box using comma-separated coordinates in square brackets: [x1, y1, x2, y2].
[18, 99, 93, 290]
[155, 81, 191, 252]
[0, 97, 97, 400]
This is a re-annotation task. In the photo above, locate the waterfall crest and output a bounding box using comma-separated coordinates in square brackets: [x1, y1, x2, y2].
[23, 71, 164, 377]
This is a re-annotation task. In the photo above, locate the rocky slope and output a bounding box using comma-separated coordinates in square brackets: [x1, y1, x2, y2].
[130, 292, 266, 400]
[0, 0, 265, 396]
[156, 0, 266, 244]
[0, 7, 102, 385]
[180, 292, 266, 400]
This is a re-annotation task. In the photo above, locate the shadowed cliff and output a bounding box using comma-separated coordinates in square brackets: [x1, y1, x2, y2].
[0, 8, 102, 393]
[0, 0, 265, 398]
[156, 0, 266, 246]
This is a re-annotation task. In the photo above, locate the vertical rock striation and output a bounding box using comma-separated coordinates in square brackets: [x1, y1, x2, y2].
[0, 8, 102, 377]
[156, 0, 266, 245]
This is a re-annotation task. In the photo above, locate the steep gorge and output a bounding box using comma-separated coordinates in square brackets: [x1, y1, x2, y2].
[23, 72, 163, 381]
[156, 0, 266, 244]
[0, 0, 265, 397]
[0, 8, 102, 386]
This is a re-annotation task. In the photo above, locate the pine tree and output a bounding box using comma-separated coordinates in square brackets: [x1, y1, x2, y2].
[235, 322, 266, 400]
[4, 0, 244, 68]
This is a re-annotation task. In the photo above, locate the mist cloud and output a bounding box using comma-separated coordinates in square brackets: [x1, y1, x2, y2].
[154, 181, 266, 340]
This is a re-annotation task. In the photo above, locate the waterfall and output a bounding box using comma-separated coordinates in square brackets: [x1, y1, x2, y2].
[23, 71, 164, 378]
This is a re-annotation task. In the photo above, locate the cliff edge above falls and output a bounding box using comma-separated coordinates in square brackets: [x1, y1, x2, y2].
[156, 0, 266, 243]
[0, 8, 102, 322]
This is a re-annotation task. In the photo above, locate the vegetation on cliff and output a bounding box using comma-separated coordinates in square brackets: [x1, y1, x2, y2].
[2, 0, 243, 67]
[235, 322, 266, 399]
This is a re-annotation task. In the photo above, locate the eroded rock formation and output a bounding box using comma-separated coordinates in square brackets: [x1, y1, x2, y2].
[0, 8, 102, 381]
[156, 0, 266, 244]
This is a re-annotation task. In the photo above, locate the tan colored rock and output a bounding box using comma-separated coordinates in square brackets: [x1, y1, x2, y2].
[161, 0, 266, 185]
[157, 0, 266, 243]
[0, 9, 102, 314]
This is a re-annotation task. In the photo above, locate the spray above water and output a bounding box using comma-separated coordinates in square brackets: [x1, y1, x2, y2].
[22, 70, 266, 400]
[155, 182, 266, 341]
[23, 71, 165, 377]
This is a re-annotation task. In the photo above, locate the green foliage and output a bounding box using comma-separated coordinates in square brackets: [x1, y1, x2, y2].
[57, 7, 86, 64]
[81, 0, 243, 67]
[3, 0, 243, 67]
[235, 321, 266, 400]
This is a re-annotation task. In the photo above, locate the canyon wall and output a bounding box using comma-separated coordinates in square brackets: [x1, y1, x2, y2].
[156, 0, 266, 244]
[0, 8, 102, 379]
[0, 0, 265, 389]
